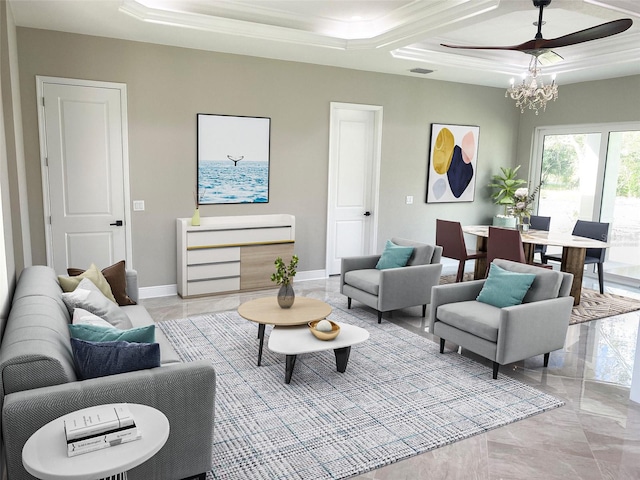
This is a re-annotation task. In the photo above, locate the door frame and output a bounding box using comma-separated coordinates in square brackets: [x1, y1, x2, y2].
[36, 76, 133, 269]
[325, 102, 383, 275]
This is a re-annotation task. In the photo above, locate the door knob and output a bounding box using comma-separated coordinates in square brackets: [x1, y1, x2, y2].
[363, 212, 371, 217]
[110, 220, 123, 226]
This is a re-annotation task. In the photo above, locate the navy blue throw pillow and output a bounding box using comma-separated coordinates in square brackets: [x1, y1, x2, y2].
[70, 338, 160, 380]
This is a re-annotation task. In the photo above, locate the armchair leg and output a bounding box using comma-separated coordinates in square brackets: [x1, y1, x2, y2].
[377, 311, 382, 324]
[347, 298, 352, 309]
[492, 362, 499, 379]
[422, 304, 427, 317]
[543, 352, 550, 367]
[439, 338, 445, 354]
[597, 262, 604, 294]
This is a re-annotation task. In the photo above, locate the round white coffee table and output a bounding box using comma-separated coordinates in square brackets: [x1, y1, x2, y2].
[238, 296, 332, 366]
[268, 322, 370, 383]
[22, 403, 169, 480]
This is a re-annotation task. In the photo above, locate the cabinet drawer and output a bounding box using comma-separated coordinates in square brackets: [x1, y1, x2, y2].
[187, 247, 240, 265]
[187, 277, 241, 296]
[187, 262, 240, 281]
[240, 243, 295, 290]
[187, 227, 293, 248]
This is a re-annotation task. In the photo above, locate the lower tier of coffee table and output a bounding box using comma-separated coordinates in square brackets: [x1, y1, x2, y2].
[268, 322, 369, 384]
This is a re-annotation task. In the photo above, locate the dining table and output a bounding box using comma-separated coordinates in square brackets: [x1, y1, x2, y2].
[462, 225, 609, 306]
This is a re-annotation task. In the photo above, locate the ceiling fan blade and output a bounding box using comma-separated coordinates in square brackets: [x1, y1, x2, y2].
[440, 43, 524, 51]
[541, 18, 632, 49]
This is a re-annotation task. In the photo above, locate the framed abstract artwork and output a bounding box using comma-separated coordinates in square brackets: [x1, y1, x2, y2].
[426, 123, 479, 203]
[197, 113, 271, 204]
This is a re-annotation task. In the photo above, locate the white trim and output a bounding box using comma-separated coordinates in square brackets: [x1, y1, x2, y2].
[295, 269, 327, 282]
[139, 284, 178, 299]
[35, 76, 133, 270]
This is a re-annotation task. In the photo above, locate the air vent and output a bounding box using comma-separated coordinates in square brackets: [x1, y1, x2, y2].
[409, 68, 434, 75]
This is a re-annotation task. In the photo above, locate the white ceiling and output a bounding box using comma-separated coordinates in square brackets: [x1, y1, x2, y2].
[9, 0, 640, 88]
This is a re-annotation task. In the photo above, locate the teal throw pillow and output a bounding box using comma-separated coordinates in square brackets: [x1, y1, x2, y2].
[375, 240, 414, 270]
[69, 323, 155, 344]
[477, 263, 536, 308]
[70, 338, 160, 380]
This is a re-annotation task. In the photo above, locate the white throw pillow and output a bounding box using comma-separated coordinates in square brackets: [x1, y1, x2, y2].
[72, 307, 113, 328]
[62, 278, 133, 329]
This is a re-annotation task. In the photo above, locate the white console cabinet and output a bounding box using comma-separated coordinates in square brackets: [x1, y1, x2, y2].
[177, 214, 295, 297]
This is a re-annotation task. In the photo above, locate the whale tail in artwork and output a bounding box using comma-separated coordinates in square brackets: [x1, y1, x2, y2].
[227, 155, 244, 166]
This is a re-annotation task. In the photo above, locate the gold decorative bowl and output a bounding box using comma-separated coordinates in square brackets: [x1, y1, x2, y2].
[308, 319, 340, 341]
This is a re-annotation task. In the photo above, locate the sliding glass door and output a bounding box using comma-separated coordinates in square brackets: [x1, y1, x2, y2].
[531, 123, 640, 286]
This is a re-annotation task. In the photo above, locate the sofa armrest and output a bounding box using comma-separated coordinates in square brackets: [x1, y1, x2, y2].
[340, 255, 380, 288]
[2, 361, 215, 480]
[428, 280, 486, 333]
[378, 263, 443, 311]
[125, 268, 139, 303]
[497, 296, 574, 365]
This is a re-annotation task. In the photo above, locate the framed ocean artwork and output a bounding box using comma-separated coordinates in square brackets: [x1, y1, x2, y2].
[426, 123, 479, 203]
[197, 113, 271, 204]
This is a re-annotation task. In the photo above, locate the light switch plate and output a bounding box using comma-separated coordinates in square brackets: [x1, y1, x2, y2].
[405, 196, 414, 205]
[133, 200, 145, 211]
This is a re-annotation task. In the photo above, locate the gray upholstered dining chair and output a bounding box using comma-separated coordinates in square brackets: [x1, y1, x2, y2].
[341, 238, 443, 324]
[542, 220, 609, 294]
[529, 215, 551, 262]
[429, 259, 573, 379]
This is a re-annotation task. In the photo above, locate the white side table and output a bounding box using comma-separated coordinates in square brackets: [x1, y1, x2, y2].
[268, 322, 370, 383]
[22, 403, 170, 480]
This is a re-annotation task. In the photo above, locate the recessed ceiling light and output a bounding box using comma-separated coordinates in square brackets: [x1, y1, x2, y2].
[410, 68, 434, 75]
[351, 15, 363, 21]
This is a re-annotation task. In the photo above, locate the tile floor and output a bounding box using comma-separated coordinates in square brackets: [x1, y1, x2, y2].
[141, 273, 640, 480]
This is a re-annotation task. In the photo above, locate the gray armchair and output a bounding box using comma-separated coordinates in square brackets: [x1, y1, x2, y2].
[341, 238, 443, 324]
[429, 259, 574, 379]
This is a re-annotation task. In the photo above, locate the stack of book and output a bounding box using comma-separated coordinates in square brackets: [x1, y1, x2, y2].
[64, 404, 141, 457]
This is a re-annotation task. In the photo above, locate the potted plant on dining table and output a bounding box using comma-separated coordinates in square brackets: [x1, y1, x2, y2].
[488, 166, 527, 228]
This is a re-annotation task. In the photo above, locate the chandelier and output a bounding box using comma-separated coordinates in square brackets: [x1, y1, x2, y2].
[506, 56, 558, 115]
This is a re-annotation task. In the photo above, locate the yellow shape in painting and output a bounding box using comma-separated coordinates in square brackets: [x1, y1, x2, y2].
[433, 128, 454, 174]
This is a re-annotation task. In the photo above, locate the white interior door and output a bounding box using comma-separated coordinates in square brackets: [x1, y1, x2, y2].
[37, 77, 131, 274]
[326, 103, 382, 275]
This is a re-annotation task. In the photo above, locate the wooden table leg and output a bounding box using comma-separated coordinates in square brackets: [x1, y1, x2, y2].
[562, 246, 586, 306]
[474, 236, 488, 279]
[523, 243, 535, 264]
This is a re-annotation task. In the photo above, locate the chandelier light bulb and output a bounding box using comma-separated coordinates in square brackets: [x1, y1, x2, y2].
[505, 56, 558, 115]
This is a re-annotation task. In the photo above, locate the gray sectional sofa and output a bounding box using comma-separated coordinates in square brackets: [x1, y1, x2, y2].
[0, 265, 216, 480]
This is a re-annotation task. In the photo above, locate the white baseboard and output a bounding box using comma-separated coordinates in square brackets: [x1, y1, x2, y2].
[139, 284, 177, 299]
[139, 269, 328, 299]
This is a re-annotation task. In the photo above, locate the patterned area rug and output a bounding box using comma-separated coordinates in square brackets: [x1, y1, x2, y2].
[158, 303, 564, 480]
[439, 274, 640, 325]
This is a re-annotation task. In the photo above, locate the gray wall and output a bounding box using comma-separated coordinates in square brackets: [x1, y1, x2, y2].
[16, 28, 520, 288]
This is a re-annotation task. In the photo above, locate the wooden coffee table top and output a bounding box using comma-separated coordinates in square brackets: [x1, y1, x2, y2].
[238, 297, 332, 326]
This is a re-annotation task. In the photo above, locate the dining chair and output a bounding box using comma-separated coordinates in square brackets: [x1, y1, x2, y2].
[486, 226, 526, 275]
[436, 219, 486, 282]
[529, 215, 551, 262]
[542, 220, 609, 294]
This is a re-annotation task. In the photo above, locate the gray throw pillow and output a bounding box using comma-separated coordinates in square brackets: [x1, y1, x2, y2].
[62, 278, 133, 329]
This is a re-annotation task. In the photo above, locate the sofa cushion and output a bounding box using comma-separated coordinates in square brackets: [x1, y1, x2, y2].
[477, 263, 535, 308]
[493, 259, 563, 303]
[69, 323, 156, 343]
[376, 240, 414, 270]
[59, 263, 117, 304]
[391, 237, 435, 266]
[68, 260, 136, 306]
[70, 338, 160, 380]
[436, 300, 501, 343]
[344, 269, 381, 296]
[62, 278, 133, 329]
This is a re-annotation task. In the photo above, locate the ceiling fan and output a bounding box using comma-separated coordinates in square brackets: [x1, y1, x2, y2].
[441, 0, 633, 64]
